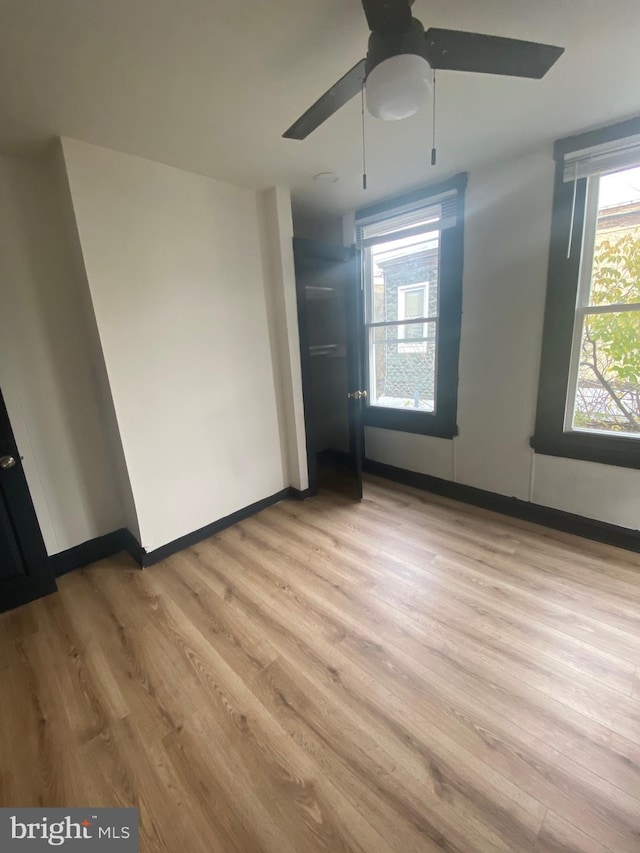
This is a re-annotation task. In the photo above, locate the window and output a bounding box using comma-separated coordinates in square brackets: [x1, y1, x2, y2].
[533, 117, 640, 468]
[356, 173, 466, 438]
[398, 283, 430, 353]
[368, 235, 438, 409]
[566, 167, 640, 436]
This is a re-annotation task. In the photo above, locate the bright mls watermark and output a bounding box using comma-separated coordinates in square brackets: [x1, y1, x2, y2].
[0, 809, 138, 851]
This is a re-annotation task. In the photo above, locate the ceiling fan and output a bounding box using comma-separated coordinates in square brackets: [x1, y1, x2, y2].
[283, 0, 564, 140]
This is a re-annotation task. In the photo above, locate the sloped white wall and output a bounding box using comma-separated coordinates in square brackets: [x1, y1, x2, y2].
[62, 138, 296, 551]
[0, 153, 125, 553]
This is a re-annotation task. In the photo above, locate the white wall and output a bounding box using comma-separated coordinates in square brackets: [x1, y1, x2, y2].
[455, 151, 551, 501]
[355, 150, 640, 531]
[0, 153, 126, 553]
[53, 144, 141, 542]
[62, 139, 296, 551]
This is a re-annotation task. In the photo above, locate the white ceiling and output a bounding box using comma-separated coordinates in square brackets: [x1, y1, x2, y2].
[1, 0, 640, 220]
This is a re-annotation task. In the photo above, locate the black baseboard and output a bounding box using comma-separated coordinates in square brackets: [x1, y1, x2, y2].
[140, 487, 293, 567]
[120, 528, 145, 567]
[364, 458, 640, 554]
[50, 528, 134, 577]
[288, 486, 313, 500]
[50, 486, 312, 576]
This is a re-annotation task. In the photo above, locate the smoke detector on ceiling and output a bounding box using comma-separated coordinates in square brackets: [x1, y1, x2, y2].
[312, 171, 340, 183]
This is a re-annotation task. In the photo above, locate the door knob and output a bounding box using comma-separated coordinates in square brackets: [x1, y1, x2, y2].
[0, 455, 16, 470]
[347, 390, 368, 400]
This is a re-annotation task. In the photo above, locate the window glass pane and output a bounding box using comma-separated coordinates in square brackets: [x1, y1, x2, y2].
[404, 321, 424, 341]
[589, 166, 640, 307]
[369, 325, 436, 412]
[369, 233, 439, 323]
[399, 285, 427, 342]
[572, 310, 640, 435]
[404, 287, 425, 317]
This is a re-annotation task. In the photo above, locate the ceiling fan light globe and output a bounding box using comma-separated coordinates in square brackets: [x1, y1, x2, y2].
[365, 53, 431, 121]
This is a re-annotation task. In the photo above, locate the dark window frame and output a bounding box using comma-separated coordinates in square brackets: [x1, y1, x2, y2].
[357, 172, 467, 438]
[532, 116, 640, 470]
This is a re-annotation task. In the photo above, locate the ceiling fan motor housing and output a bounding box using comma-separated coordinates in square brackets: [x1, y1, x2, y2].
[365, 18, 432, 121]
[366, 17, 430, 74]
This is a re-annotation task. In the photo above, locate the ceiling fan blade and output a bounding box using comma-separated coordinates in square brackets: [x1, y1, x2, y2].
[424, 28, 564, 79]
[283, 59, 366, 140]
[361, 0, 413, 34]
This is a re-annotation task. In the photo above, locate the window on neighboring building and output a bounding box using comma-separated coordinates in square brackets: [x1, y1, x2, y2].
[356, 174, 466, 438]
[397, 283, 430, 353]
[533, 118, 640, 468]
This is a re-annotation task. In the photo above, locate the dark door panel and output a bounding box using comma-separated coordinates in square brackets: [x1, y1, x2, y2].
[0, 496, 26, 581]
[294, 239, 364, 500]
[0, 390, 56, 613]
[345, 250, 365, 500]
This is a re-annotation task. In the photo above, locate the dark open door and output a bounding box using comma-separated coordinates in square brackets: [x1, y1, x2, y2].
[345, 249, 366, 500]
[0, 390, 56, 614]
[293, 238, 364, 500]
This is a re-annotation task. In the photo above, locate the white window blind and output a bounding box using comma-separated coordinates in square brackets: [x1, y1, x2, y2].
[562, 133, 640, 182]
[356, 189, 459, 248]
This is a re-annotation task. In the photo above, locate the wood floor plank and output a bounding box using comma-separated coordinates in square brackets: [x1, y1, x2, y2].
[2, 476, 640, 852]
[295, 483, 640, 604]
[107, 563, 395, 853]
[278, 495, 640, 637]
[252, 656, 545, 853]
[193, 529, 640, 853]
[246, 507, 636, 696]
[232, 515, 640, 750]
[364, 476, 640, 574]
[182, 550, 516, 852]
[535, 811, 613, 853]
[3, 636, 94, 807]
[66, 567, 186, 738]
[163, 544, 545, 851]
[269, 495, 640, 667]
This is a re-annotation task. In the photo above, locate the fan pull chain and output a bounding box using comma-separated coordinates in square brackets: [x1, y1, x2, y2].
[431, 68, 437, 166]
[361, 80, 368, 190]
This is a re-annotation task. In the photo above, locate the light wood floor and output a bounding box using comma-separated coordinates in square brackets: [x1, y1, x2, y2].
[1, 475, 640, 853]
